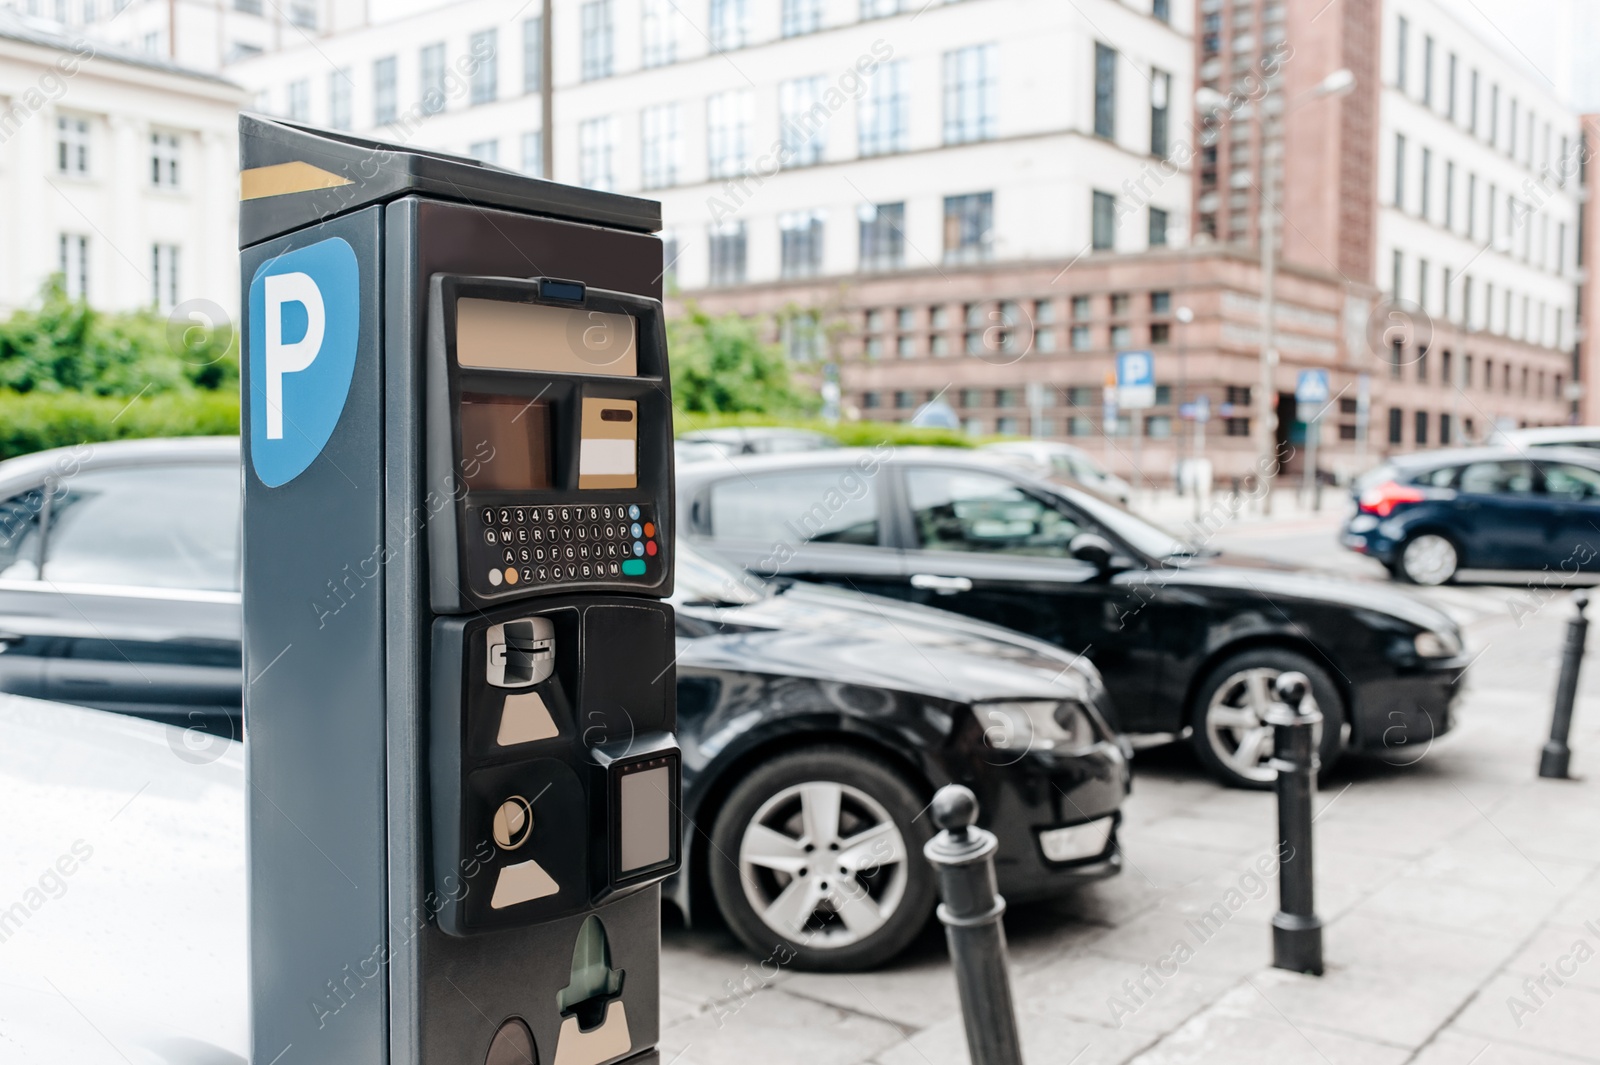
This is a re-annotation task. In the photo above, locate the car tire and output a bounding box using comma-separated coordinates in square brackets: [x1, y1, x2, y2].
[1189, 649, 1345, 790]
[707, 745, 935, 972]
[1397, 532, 1460, 585]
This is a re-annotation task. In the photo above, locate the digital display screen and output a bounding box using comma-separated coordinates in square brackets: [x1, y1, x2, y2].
[459, 393, 552, 492]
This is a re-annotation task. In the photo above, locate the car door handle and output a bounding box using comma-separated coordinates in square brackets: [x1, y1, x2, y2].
[910, 574, 973, 594]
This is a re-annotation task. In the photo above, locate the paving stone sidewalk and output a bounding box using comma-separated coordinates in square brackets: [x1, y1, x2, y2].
[656, 580, 1600, 1065]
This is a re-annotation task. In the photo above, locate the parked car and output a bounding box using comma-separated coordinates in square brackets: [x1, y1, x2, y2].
[983, 440, 1134, 503]
[0, 693, 246, 1064]
[668, 542, 1127, 969]
[0, 438, 241, 728]
[1493, 426, 1600, 451]
[678, 448, 1469, 789]
[678, 426, 839, 459]
[1343, 446, 1600, 585]
[0, 439, 1126, 970]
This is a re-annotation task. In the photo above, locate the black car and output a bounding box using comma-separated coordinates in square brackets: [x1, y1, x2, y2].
[677, 448, 1470, 788]
[1342, 446, 1600, 585]
[0, 439, 1127, 970]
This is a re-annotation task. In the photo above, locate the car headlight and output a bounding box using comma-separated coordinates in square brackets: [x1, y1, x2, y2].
[979, 700, 1098, 753]
[1414, 629, 1463, 658]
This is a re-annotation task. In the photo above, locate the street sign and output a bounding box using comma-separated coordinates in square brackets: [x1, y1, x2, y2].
[1295, 369, 1330, 407]
[1117, 350, 1156, 409]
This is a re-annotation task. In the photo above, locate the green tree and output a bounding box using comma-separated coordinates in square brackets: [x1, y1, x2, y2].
[668, 304, 819, 415]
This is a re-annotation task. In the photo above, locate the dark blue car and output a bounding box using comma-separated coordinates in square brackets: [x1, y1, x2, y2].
[1341, 446, 1600, 584]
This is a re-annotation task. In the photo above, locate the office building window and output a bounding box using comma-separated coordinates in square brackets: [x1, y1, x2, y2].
[1093, 43, 1116, 138]
[523, 17, 542, 92]
[640, 0, 677, 67]
[1489, 84, 1499, 145]
[470, 30, 497, 104]
[708, 222, 747, 286]
[1443, 160, 1454, 229]
[780, 210, 825, 278]
[578, 116, 614, 191]
[1466, 173, 1477, 237]
[59, 234, 88, 300]
[707, 89, 753, 178]
[1148, 207, 1168, 247]
[580, 0, 614, 81]
[150, 244, 178, 312]
[288, 1, 314, 28]
[1446, 52, 1457, 119]
[1387, 408, 1403, 444]
[640, 103, 682, 190]
[373, 56, 398, 125]
[1153, 0, 1170, 21]
[521, 130, 543, 176]
[420, 43, 446, 115]
[1469, 69, 1479, 132]
[1414, 410, 1428, 445]
[782, 313, 822, 362]
[859, 202, 905, 272]
[1422, 35, 1434, 107]
[660, 234, 679, 287]
[943, 192, 993, 264]
[149, 131, 179, 188]
[1391, 249, 1403, 299]
[286, 79, 310, 122]
[943, 44, 997, 145]
[1150, 68, 1170, 156]
[1417, 259, 1430, 311]
[1393, 133, 1405, 207]
[782, 0, 821, 36]
[859, 60, 909, 156]
[1395, 15, 1408, 90]
[780, 75, 827, 167]
[861, 0, 903, 17]
[468, 139, 498, 165]
[708, 0, 748, 51]
[1092, 190, 1117, 250]
[328, 70, 352, 130]
[1419, 148, 1431, 218]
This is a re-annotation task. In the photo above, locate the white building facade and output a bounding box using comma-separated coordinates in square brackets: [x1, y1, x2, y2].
[1378, 0, 1582, 393]
[232, 0, 1193, 294]
[0, 12, 247, 317]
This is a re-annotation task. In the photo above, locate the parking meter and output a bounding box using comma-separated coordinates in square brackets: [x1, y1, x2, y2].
[238, 115, 678, 1065]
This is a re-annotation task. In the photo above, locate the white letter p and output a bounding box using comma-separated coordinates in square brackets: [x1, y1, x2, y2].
[265, 272, 326, 441]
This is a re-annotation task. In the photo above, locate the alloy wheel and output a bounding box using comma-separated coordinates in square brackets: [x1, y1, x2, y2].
[1204, 667, 1322, 784]
[1402, 534, 1458, 585]
[736, 781, 909, 951]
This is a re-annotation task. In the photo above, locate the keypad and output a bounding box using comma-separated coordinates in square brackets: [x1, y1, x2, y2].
[475, 502, 660, 592]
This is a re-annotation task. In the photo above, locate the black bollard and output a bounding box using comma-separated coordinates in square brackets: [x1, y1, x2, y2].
[1266, 672, 1324, 976]
[1540, 590, 1589, 779]
[923, 785, 1024, 1065]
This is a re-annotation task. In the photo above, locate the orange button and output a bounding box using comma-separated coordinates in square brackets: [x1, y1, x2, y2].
[643, 522, 655, 538]
[645, 540, 657, 556]
[504, 567, 518, 584]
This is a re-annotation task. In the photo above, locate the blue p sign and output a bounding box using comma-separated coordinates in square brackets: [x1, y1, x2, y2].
[248, 237, 360, 488]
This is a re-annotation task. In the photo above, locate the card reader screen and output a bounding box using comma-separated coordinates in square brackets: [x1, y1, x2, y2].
[460, 393, 552, 492]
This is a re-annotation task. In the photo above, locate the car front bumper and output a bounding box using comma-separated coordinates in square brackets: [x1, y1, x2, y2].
[1349, 653, 1467, 755]
[967, 738, 1129, 902]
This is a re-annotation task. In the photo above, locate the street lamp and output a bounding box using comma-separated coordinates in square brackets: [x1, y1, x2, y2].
[1253, 67, 1355, 515]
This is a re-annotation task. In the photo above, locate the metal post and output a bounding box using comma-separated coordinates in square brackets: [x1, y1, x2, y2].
[1541, 590, 1589, 779]
[1267, 672, 1323, 976]
[924, 786, 1025, 1065]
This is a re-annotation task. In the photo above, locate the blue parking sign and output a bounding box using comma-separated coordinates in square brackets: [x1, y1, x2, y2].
[1116, 350, 1156, 409]
[1295, 369, 1330, 405]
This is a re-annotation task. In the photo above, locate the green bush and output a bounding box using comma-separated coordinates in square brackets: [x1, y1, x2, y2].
[673, 411, 988, 450]
[0, 390, 239, 462]
[668, 305, 820, 417]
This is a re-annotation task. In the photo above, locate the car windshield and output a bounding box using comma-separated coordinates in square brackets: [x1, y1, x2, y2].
[1066, 489, 1191, 559]
[671, 541, 772, 606]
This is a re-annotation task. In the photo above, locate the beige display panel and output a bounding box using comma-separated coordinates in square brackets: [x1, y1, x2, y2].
[457, 298, 637, 377]
[578, 398, 638, 490]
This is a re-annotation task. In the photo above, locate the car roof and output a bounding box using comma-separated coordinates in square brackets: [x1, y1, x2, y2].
[1380, 444, 1600, 471]
[680, 427, 833, 443]
[0, 436, 239, 492]
[1501, 426, 1600, 444]
[675, 445, 1010, 480]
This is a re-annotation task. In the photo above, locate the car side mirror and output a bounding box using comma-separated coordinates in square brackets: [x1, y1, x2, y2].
[1069, 532, 1117, 573]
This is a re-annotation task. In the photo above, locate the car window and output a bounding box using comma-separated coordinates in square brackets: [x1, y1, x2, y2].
[1411, 466, 1459, 488]
[707, 468, 881, 546]
[0, 488, 45, 580]
[1541, 463, 1600, 501]
[42, 465, 241, 591]
[907, 468, 1084, 557]
[1458, 461, 1536, 495]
